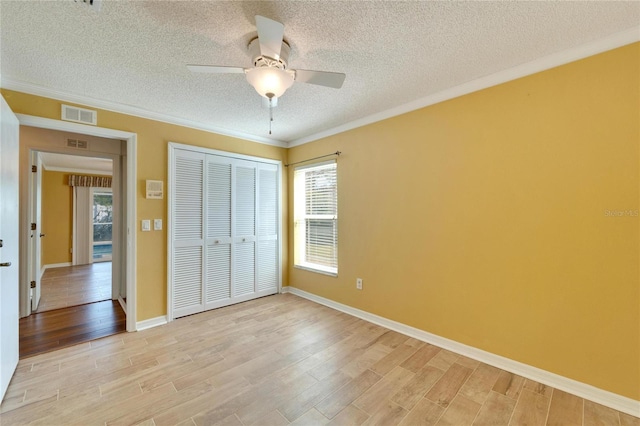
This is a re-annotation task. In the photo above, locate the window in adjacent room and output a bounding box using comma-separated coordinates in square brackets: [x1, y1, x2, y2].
[92, 188, 113, 262]
[294, 161, 338, 276]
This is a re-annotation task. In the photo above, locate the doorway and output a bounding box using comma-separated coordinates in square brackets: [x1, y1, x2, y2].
[16, 115, 137, 337]
[32, 152, 119, 314]
[22, 147, 127, 356]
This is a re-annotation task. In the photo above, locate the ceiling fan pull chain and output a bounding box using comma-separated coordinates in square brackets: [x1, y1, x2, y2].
[268, 95, 274, 135]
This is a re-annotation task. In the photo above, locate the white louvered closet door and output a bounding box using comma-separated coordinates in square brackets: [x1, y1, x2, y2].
[257, 164, 279, 293]
[170, 144, 280, 320]
[205, 157, 232, 309]
[172, 150, 205, 318]
[233, 160, 257, 297]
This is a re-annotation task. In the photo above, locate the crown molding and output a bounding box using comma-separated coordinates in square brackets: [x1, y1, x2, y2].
[1, 79, 288, 148]
[3, 26, 638, 149]
[289, 26, 640, 148]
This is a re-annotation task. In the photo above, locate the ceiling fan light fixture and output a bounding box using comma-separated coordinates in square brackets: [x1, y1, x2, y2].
[246, 67, 294, 98]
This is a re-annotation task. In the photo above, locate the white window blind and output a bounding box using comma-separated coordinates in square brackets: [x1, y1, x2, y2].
[294, 161, 337, 275]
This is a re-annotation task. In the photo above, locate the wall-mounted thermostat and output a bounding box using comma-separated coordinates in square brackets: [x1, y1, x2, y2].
[146, 180, 164, 199]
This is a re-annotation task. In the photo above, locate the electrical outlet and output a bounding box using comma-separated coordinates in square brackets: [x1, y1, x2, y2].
[356, 278, 363, 290]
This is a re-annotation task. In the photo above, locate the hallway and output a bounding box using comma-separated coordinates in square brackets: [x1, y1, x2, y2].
[20, 300, 125, 358]
[21, 262, 124, 358]
[34, 263, 112, 313]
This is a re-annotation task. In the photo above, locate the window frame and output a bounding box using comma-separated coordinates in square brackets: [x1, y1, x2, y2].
[293, 160, 338, 276]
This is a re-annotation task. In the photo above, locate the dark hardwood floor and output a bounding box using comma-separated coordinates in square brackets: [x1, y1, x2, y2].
[19, 300, 126, 358]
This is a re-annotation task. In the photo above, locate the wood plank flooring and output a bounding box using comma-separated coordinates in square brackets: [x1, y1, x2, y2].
[35, 263, 112, 313]
[19, 300, 126, 358]
[1, 294, 637, 425]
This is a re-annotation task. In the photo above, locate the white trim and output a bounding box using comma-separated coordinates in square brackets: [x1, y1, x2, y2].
[135, 315, 167, 331]
[16, 114, 134, 139]
[16, 114, 138, 332]
[286, 286, 640, 417]
[168, 142, 283, 166]
[117, 295, 126, 313]
[72, 188, 77, 266]
[43, 166, 112, 176]
[288, 26, 640, 147]
[293, 265, 338, 277]
[3, 80, 286, 148]
[43, 262, 72, 270]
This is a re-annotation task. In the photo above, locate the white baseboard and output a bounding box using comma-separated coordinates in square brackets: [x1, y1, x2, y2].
[286, 286, 640, 417]
[43, 262, 72, 270]
[136, 315, 167, 331]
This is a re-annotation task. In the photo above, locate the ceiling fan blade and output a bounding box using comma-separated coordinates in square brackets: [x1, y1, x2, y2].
[187, 65, 246, 74]
[255, 15, 284, 60]
[294, 70, 346, 89]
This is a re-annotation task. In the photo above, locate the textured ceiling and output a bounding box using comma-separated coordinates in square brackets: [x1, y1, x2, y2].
[1, 1, 639, 145]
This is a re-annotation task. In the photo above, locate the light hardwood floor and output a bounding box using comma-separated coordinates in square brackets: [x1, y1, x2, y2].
[1, 294, 637, 425]
[35, 263, 112, 313]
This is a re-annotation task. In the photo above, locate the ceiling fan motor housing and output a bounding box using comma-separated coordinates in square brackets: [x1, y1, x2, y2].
[248, 37, 291, 70]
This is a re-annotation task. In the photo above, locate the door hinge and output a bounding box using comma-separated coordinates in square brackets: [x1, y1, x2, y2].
[31, 165, 37, 173]
[30, 281, 36, 289]
[31, 223, 37, 231]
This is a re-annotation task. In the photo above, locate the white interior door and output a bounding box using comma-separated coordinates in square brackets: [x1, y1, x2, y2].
[257, 164, 279, 293]
[233, 160, 257, 297]
[172, 149, 205, 318]
[0, 95, 20, 401]
[205, 158, 232, 307]
[29, 152, 43, 311]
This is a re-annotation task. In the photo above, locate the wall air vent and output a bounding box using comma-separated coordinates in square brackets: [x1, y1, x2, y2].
[67, 139, 89, 149]
[61, 104, 97, 126]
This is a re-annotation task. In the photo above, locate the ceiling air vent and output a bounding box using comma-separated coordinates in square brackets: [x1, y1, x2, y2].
[61, 104, 97, 126]
[67, 139, 88, 149]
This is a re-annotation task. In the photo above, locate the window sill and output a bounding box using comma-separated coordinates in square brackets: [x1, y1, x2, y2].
[294, 264, 338, 277]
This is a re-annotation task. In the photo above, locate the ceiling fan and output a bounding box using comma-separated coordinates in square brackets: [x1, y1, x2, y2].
[187, 15, 346, 106]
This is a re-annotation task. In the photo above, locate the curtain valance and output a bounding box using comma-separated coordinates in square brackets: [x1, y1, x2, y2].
[68, 175, 112, 188]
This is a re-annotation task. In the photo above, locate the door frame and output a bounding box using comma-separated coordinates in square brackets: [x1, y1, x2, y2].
[38, 152, 117, 302]
[28, 151, 43, 311]
[17, 114, 137, 332]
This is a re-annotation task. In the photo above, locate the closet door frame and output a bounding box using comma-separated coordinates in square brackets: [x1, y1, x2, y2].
[167, 142, 282, 322]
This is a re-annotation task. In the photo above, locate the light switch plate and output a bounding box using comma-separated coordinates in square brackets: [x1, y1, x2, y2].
[154, 219, 162, 231]
[141, 220, 151, 231]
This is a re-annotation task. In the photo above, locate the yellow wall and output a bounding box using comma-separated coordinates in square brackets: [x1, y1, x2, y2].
[2, 88, 289, 321]
[287, 43, 639, 399]
[41, 170, 72, 266]
[2, 43, 638, 400]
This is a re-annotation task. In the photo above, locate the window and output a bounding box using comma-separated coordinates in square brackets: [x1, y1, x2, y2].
[92, 189, 112, 262]
[294, 161, 338, 275]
